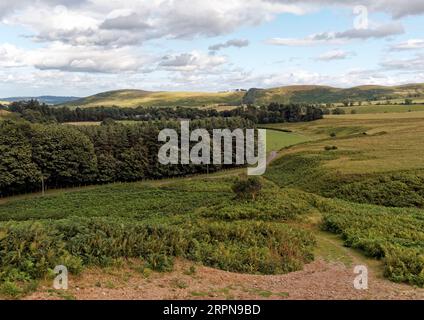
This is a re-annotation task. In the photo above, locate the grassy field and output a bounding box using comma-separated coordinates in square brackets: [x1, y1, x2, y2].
[330, 104, 424, 114]
[266, 129, 311, 152]
[261, 112, 424, 286]
[244, 84, 424, 105]
[60, 83, 424, 108]
[1, 110, 424, 297]
[63, 90, 245, 108]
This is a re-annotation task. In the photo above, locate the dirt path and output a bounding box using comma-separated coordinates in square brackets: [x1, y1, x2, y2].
[24, 232, 424, 300]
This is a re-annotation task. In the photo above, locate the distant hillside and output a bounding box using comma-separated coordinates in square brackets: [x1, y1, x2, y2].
[243, 84, 424, 105]
[54, 83, 424, 108]
[2, 96, 81, 105]
[62, 89, 245, 108]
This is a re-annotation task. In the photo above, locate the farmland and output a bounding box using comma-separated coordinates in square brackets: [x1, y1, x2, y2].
[1, 109, 424, 299]
[329, 104, 424, 114]
[265, 129, 311, 152]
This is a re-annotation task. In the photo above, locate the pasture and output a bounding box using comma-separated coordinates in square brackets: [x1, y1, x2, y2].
[64, 90, 245, 108]
[265, 129, 311, 152]
[330, 104, 424, 114]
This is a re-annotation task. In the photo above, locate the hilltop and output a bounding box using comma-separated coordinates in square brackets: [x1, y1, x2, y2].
[62, 89, 245, 108]
[14, 83, 424, 108]
[1, 96, 80, 105]
[242, 84, 424, 105]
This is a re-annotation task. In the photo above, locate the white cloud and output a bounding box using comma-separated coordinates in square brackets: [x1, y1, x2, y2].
[159, 51, 227, 73]
[266, 0, 424, 18]
[316, 49, 353, 61]
[0, 43, 27, 67]
[209, 39, 249, 52]
[2, 0, 302, 47]
[267, 22, 404, 46]
[267, 35, 343, 46]
[1, 0, 424, 95]
[381, 54, 424, 71]
[390, 39, 424, 51]
[0, 43, 152, 73]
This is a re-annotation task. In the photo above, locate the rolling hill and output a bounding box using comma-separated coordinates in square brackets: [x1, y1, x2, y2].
[50, 83, 424, 108]
[62, 89, 245, 108]
[242, 84, 424, 105]
[1, 96, 81, 105]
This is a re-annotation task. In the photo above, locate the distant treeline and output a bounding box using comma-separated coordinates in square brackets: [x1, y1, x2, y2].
[6, 100, 323, 124]
[0, 117, 253, 196]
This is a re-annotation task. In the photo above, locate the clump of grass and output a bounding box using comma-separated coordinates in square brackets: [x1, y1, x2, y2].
[190, 291, 209, 297]
[170, 278, 188, 289]
[183, 265, 197, 276]
[0, 281, 38, 300]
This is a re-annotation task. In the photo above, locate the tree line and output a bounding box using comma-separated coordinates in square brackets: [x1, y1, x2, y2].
[0, 117, 254, 196]
[1, 101, 323, 196]
[5, 100, 323, 124]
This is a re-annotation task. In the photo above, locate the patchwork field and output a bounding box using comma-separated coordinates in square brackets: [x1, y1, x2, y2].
[1, 110, 424, 299]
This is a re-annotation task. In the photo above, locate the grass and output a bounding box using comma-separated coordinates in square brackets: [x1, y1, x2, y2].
[246, 84, 424, 105]
[2, 108, 424, 292]
[0, 176, 317, 283]
[321, 198, 424, 286]
[0, 110, 11, 120]
[63, 90, 245, 108]
[331, 104, 424, 114]
[61, 83, 424, 108]
[266, 129, 311, 152]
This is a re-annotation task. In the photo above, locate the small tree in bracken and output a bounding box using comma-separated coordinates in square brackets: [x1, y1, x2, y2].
[232, 176, 263, 201]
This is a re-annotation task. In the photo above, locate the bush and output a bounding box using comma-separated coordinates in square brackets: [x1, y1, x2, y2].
[232, 177, 263, 200]
[332, 108, 346, 115]
[324, 146, 338, 151]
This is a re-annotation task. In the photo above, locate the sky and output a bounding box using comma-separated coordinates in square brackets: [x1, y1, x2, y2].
[0, 0, 423, 97]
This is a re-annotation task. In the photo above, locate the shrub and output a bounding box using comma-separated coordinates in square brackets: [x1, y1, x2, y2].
[321, 198, 424, 287]
[232, 177, 263, 200]
[332, 108, 346, 115]
[324, 145, 338, 151]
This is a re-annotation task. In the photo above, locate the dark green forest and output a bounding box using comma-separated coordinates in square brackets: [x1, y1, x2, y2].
[4, 100, 323, 124]
[0, 117, 256, 196]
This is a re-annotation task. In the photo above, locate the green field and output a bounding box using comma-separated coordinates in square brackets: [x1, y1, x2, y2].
[60, 83, 424, 108]
[331, 104, 424, 114]
[63, 89, 245, 108]
[243, 84, 424, 106]
[1, 110, 424, 298]
[266, 129, 311, 152]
